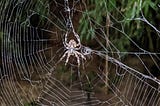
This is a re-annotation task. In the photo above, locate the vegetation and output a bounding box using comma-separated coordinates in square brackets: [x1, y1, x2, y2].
[78, 0, 160, 52]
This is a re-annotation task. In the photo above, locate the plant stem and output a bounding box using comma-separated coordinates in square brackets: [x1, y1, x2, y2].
[104, 13, 110, 94]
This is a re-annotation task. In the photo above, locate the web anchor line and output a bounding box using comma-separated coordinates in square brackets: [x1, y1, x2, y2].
[64, 0, 81, 44]
[57, 0, 86, 67]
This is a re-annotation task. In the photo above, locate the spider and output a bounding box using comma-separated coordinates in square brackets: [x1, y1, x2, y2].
[59, 38, 86, 67]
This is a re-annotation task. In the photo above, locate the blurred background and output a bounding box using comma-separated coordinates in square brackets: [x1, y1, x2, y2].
[0, 0, 160, 106]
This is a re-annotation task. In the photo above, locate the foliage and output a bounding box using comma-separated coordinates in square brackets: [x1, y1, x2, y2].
[78, 0, 160, 52]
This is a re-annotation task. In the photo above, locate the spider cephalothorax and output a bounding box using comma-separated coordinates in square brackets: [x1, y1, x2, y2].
[59, 32, 86, 67]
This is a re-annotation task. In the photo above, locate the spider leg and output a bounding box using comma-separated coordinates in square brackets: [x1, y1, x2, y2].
[75, 42, 81, 50]
[64, 32, 68, 43]
[76, 51, 86, 61]
[73, 30, 81, 45]
[63, 32, 70, 48]
[65, 52, 71, 66]
[59, 51, 68, 62]
[80, 54, 86, 69]
[74, 52, 80, 67]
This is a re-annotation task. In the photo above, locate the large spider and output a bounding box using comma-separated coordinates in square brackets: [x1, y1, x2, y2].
[59, 33, 86, 67]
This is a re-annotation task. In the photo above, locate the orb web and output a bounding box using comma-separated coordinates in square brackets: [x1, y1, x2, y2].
[0, 0, 160, 106]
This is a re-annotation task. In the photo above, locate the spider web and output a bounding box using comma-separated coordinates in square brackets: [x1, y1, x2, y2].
[0, 0, 160, 106]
